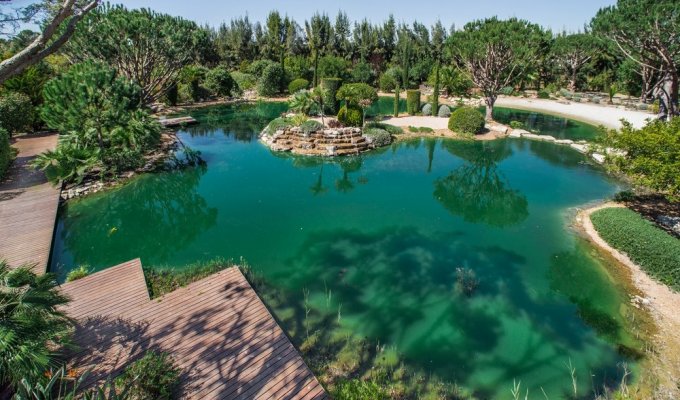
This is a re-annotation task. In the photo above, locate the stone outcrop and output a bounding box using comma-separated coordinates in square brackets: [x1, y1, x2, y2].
[260, 127, 372, 156]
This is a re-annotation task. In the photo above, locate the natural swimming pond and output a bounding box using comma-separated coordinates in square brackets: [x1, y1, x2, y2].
[368, 96, 602, 140]
[50, 101, 641, 398]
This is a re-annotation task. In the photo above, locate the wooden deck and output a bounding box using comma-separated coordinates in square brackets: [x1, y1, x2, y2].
[0, 132, 61, 273]
[61, 259, 327, 399]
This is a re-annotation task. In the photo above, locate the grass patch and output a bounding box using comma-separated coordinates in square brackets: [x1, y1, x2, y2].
[143, 257, 232, 298]
[591, 207, 680, 291]
[407, 126, 434, 133]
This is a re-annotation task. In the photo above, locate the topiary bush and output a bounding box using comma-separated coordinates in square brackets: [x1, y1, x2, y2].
[406, 90, 420, 115]
[321, 78, 343, 114]
[421, 103, 432, 116]
[537, 90, 550, 99]
[288, 78, 309, 94]
[364, 128, 392, 147]
[0, 128, 14, 180]
[257, 63, 285, 97]
[0, 91, 33, 136]
[337, 104, 363, 127]
[438, 105, 451, 118]
[118, 351, 181, 400]
[300, 119, 324, 135]
[448, 106, 485, 135]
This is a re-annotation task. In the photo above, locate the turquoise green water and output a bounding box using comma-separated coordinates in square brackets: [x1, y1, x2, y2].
[50, 102, 640, 398]
[369, 96, 601, 140]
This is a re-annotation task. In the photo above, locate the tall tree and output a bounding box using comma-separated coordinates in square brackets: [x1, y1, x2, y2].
[552, 33, 598, 91]
[380, 15, 396, 64]
[305, 12, 331, 87]
[449, 17, 545, 120]
[592, 0, 680, 119]
[333, 11, 352, 58]
[66, 4, 206, 104]
[430, 21, 447, 115]
[0, 0, 98, 84]
[395, 24, 414, 88]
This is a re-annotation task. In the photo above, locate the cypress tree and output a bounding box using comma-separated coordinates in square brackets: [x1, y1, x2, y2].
[432, 62, 440, 116]
[394, 83, 400, 117]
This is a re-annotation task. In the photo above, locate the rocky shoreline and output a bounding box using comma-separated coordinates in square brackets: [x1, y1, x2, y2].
[260, 126, 377, 157]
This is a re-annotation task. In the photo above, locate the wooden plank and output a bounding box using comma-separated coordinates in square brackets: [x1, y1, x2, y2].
[0, 132, 61, 273]
[61, 261, 326, 399]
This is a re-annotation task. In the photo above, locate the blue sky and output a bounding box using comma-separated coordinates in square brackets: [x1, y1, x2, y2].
[120, 0, 615, 32]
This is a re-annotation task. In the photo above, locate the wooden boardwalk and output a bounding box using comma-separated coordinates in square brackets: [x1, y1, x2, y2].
[61, 259, 327, 400]
[0, 132, 61, 273]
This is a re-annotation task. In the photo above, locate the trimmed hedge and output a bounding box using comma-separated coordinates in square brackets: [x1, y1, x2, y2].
[321, 78, 343, 114]
[0, 128, 14, 180]
[288, 78, 309, 94]
[406, 90, 420, 115]
[448, 106, 485, 135]
[0, 91, 33, 135]
[438, 105, 451, 118]
[591, 207, 680, 291]
[337, 104, 363, 127]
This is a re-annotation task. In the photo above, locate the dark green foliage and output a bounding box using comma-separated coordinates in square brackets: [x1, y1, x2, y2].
[257, 63, 285, 97]
[591, 208, 680, 291]
[394, 85, 400, 117]
[118, 351, 181, 400]
[448, 106, 485, 135]
[365, 121, 403, 135]
[204, 66, 237, 97]
[429, 66, 474, 97]
[350, 61, 374, 84]
[289, 90, 318, 115]
[35, 62, 161, 183]
[179, 65, 209, 102]
[143, 258, 230, 298]
[300, 120, 324, 134]
[67, 4, 207, 104]
[262, 117, 293, 135]
[337, 104, 363, 127]
[509, 120, 525, 129]
[231, 71, 256, 91]
[321, 78, 342, 114]
[318, 55, 350, 81]
[0, 91, 33, 135]
[537, 90, 550, 99]
[605, 119, 680, 201]
[288, 78, 309, 94]
[248, 59, 277, 78]
[438, 105, 451, 118]
[408, 126, 434, 133]
[165, 83, 178, 106]
[406, 90, 420, 115]
[0, 261, 72, 388]
[0, 128, 14, 180]
[364, 128, 392, 147]
[336, 83, 378, 108]
[378, 73, 397, 92]
[500, 86, 515, 96]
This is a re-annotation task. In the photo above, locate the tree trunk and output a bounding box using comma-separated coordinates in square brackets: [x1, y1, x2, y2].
[485, 96, 496, 121]
[313, 52, 319, 87]
[568, 70, 577, 92]
[670, 70, 679, 119]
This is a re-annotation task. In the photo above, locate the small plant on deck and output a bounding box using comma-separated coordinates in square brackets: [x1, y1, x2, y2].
[117, 351, 181, 400]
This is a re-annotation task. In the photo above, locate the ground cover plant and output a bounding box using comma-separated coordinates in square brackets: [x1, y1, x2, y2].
[591, 207, 680, 291]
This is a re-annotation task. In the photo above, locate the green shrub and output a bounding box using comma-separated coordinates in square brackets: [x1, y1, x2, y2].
[408, 125, 419, 133]
[289, 90, 318, 115]
[333, 378, 390, 400]
[350, 61, 374, 84]
[288, 78, 309, 94]
[559, 88, 571, 97]
[0, 91, 33, 135]
[300, 120, 324, 135]
[262, 117, 293, 135]
[438, 105, 451, 118]
[378, 73, 397, 92]
[321, 78, 343, 114]
[257, 63, 284, 97]
[0, 128, 14, 180]
[364, 128, 392, 147]
[605, 119, 680, 201]
[336, 83, 378, 108]
[144, 258, 230, 298]
[204, 66, 237, 97]
[118, 351, 181, 400]
[65, 265, 90, 282]
[419, 126, 434, 133]
[421, 103, 432, 116]
[290, 113, 308, 126]
[591, 208, 680, 291]
[406, 90, 420, 115]
[365, 121, 403, 135]
[247, 59, 277, 78]
[231, 71, 256, 91]
[448, 106, 485, 135]
[165, 83, 178, 106]
[500, 86, 515, 96]
[509, 120, 524, 129]
[537, 90, 550, 99]
[337, 104, 363, 127]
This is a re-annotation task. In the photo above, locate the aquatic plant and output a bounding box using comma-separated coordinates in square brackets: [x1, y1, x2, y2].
[454, 267, 479, 297]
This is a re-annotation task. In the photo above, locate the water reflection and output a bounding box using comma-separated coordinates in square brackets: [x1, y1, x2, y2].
[182, 101, 288, 141]
[59, 165, 217, 269]
[434, 140, 529, 227]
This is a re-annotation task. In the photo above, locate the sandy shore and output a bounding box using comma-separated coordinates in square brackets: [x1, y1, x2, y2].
[495, 97, 653, 129]
[576, 203, 680, 398]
